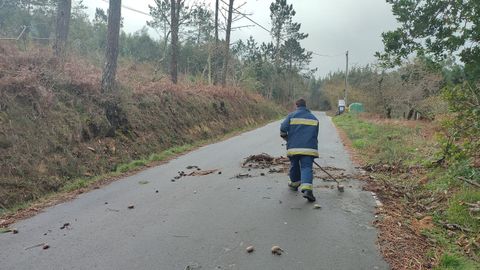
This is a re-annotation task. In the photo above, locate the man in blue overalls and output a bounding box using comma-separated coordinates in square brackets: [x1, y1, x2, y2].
[280, 98, 319, 202]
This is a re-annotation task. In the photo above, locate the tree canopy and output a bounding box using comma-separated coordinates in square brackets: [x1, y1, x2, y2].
[377, 0, 480, 79]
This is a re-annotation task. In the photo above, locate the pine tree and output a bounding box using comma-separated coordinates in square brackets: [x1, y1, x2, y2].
[53, 0, 71, 58]
[101, 0, 122, 91]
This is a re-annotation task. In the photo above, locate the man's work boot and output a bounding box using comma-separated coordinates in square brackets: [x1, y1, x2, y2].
[302, 190, 316, 202]
[288, 181, 300, 191]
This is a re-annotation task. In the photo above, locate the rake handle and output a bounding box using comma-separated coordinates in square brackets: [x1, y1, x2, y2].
[313, 161, 339, 184]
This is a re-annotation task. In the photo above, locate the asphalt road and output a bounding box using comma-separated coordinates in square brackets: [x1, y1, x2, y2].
[0, 112, 389, 270]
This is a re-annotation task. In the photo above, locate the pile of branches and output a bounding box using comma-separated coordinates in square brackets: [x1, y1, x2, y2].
[242, 153, 289, 169]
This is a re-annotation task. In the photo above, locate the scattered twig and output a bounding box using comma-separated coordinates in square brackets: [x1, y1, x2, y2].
[25, 243, 45, 250]
[440, 222, 474, 233]
[232, 173, 252, 179]
[458, 177, 480, 188]
[184, 263, 200, 270]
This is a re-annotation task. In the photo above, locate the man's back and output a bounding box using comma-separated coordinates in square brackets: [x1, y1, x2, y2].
[280, 106, 319, 157]
[280, 99, 320, 202]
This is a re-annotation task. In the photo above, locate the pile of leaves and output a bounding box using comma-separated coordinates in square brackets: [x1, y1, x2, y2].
[242, 153, 289, 169]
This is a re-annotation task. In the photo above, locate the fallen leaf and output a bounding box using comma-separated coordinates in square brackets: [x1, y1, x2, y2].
[411, 216, 434, 235]
[419, 176, 429, 185]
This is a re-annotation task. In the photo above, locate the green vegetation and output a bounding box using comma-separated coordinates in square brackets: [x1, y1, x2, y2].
[328, 4, 480, 266]
[438, 254, 478, 270]
[333, 113, 432, 165]
[321, 58, 446, 119]
[446, 191, 480, 232]
[334, 113, 479, 269]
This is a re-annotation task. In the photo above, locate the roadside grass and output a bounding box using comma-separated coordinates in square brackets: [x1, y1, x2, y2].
[333, 113, 479, 270]
[333, 113, 433, 165]
[60, 144, 197, 193]
[446, 191, 480, 232]
[438, 254, 478, 270]
[0, 119, 280, 222]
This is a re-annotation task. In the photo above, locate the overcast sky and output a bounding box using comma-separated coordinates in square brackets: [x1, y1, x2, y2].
[79, 0, 398, 78]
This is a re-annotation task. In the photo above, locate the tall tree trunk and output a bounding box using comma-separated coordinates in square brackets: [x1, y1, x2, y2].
[221, 0, 234, 87]
[274, 36, 281, 67]
[386, 107, 392, 119]
[101, 0, 122, 92]
[214, 0, 219, 43]
[407, 108, 415, 120]
[207, 42, 212, 84]
[54, 0, 71, 58]
[170, 0, 179, 84]
[213, 0, 220, 85]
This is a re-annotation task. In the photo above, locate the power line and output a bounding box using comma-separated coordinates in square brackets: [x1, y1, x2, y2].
[312, 52, 344, 57]
[97, 0, 344, 58]
[100, 0, 152, 17]
[220, 0, 342, 58]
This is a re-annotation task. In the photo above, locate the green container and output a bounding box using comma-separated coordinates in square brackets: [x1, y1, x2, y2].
[349, 103, 364, 113]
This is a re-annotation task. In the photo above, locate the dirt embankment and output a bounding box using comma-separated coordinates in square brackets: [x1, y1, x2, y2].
[0, 45, 283, 209]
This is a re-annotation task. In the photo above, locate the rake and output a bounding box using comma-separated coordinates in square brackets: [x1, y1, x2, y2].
[313, 161, 345, 192]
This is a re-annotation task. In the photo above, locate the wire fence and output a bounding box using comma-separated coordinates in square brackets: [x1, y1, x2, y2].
[0, 25, 54, 46]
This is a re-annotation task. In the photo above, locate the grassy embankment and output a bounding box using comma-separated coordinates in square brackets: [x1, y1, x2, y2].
[0, 45, 284, 220]
[333, 113, 479, 270]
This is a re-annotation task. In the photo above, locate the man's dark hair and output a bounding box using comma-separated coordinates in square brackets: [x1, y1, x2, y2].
[295, 98, 306, 107]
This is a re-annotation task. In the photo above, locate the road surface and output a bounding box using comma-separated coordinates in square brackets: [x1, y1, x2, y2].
[0, 112, 388, 270]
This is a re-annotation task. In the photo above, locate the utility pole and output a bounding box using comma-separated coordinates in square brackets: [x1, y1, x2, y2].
[344, 50, 349, 106]
[213, 0, 219, 85]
